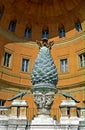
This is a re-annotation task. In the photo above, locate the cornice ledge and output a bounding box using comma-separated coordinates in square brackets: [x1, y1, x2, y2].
[57, 81, 85, 90]
[54, 31, 85, 46]
[59, 71, 84, 80]
[0, 69, 31, 80]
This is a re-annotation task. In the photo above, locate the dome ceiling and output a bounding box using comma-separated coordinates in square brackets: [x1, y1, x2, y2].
[1, 0, 85, 24]
[0, 0, 85, 40]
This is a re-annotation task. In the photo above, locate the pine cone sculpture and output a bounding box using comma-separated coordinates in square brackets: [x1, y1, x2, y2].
[31, 46, 58, 92]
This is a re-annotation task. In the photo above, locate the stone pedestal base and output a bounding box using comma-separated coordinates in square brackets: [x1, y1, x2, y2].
[70, 126, 78, 130]
[60, 116, 70, 130]
[8, 119, 18, 130]
[30, 115, 57, 130]
[8, 119, 28, 130]
[16, 120, 28, 130]
[69, 117, 79, 130]
[9, 100, 28, 119]
[79, 121, 85, 130]
[60, 116, 69, 124]
[69, 116, 79, 125]
[0, 120, 8, 130]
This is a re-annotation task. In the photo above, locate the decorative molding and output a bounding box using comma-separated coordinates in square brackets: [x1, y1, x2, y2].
[54, 31, 85, 46]
[59, 71, 84, 80]
[0, 68, 84, 82]
[0, 69, 31, 79]
[57, 81, 85, 90]
[33, 91, 55, 115]
[0, 26, 26, 42]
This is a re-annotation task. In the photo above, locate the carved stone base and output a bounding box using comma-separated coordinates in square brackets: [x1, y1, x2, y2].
[9, 100, 28, 119]
[30, 115, 57, 130]
[33, 91, 55, 115]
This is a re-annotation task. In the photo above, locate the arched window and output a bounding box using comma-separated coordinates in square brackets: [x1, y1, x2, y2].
[75, 21, 82, 32]
[0, 99, 6, 106]
[0, 10, 2, 19]
[0, 5, 4, 20]
[8, 20, 16, 32]
[58, 24, 65, 38]
[42, 29, 49, 39]
[24, 27, 31, 38]
[59, 27, 65, 38]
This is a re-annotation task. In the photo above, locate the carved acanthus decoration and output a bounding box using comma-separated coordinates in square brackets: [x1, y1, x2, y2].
[33, 91, 55, 115]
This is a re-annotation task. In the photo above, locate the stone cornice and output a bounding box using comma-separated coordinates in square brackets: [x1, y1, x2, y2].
[0, 69, 84, 90]
[59, 71, 84, 80]
[0, 68, 84, 81]
[0, 69, 31, 79]
[57, 81, 85, 90]
[54, 31, 85, 46]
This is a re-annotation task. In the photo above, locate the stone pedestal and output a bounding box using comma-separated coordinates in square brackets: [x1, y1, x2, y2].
[33, 91, 55, 115]
[69, 102, 79, 130]
[70, 125, 78, 130]
[19, 107, 27, 119]
[9, 100, 28, 119]
[79, 121, 85, 130]
[79, 108, 85, 121]
[17, 120, 28, 130]
[0, 107, 10, 120]
[60, 125, 69, 130]
[30, 115, 56, 130]
[59, 100, 70, 125]
[70, 106, 77, 117]
[0, 107, 10, 130]
[59, 100, 79, 130]
[0, 120, 8, 130]
[0, 100, 30, 130]
[30, 90, 57, 130]
[10, 106, 17, 119]
[8, 119, 18, 130]
[8, 119, 28, 130]
[79, 106, 85, 130]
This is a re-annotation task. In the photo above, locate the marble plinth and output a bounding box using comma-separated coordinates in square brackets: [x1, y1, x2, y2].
[9, 100, 28, 119]
[30, 115, 57, 130]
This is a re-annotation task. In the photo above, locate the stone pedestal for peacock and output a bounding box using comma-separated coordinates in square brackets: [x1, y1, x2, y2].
[30, 38, 58, 130]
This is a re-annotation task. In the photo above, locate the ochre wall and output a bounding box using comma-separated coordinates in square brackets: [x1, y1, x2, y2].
[0, 30, 84, 88]
[0, 20, 85, 121]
